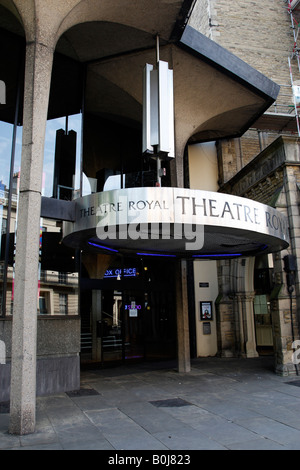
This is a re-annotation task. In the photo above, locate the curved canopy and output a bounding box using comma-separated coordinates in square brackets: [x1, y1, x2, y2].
[62, 188, 289, 259]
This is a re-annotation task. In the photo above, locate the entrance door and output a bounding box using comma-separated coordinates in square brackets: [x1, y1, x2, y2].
[99, 289, 123, 363]
[81, 257, 177, 366]
[123, 291, 145, 361]
[97, 288, 145, 364]
[254, 258, 274, 355]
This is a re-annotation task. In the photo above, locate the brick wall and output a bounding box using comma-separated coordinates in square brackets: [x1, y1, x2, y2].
[191, 0, 294, 85]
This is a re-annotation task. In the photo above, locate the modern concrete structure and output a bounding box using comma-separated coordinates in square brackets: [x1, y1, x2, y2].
[0, 0, 298, 436]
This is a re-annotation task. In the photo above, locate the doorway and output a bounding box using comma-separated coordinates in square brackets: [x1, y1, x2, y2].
[254, 255, 274, 356]
[80, 256, 177, 366]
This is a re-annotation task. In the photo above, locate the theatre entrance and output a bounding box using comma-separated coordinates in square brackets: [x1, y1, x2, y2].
[80, 257, 177, 366]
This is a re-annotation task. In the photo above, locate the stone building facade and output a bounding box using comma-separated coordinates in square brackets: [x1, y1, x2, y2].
[219, 136, 300, 375]
[189, 0, 300, 375]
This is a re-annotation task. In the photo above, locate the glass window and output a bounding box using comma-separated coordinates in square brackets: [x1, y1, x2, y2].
[59, 272, 67, 284]
[39, 114, 81, 316]
[59, 293, 68, 314]
[43, 114, 82, 198]
[0, 22, 25, 317]
[39, 295, 47, 314]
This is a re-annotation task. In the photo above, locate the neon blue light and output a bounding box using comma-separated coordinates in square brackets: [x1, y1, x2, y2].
[136, 252, 177, 257]
[88, 241, 119, 253]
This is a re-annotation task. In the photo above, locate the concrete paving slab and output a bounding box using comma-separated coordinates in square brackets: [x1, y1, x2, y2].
[1, 357, 300, 450]
[118, 401, 188, 435]
[152, 428, 227, 450]
[228, 437, 286, 450]
[85, 407, 168, 450]
[234, 416, 300, 449]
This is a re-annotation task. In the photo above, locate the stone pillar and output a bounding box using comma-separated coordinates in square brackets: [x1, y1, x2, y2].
[176, 259, 191, 373]
[215, 294, 236, 357]
[236, 292, 259, 358]
[272, 251, 299, 376]
[215, 259, 236, 357]
[9, 41, 54, 435]
[272, 164, 300, 375]
[283, 165, 300, 330]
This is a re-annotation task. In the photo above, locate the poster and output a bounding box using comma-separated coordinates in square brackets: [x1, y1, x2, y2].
[200, 301, 213, 321]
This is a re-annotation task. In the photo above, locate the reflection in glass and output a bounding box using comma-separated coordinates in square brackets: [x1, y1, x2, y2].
[38, 114, 82, 316]
[0, 121, 22, 316]
[43, 115, 82, 198]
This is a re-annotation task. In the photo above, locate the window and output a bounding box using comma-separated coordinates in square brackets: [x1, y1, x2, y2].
[59, 272, 67, 284]
[39, 296, 47, 314]
[59, 293, 68, 314]
[38, 290, 52, 314]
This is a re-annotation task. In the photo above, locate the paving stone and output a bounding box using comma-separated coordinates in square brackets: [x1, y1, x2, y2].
[2, 358, 300, 450]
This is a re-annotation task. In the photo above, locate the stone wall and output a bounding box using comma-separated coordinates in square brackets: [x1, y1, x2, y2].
[219, 136, 300, 374]
[0, 316, 80, 402]
[190, 0, 297, 183]
[190, 0, 294, 89]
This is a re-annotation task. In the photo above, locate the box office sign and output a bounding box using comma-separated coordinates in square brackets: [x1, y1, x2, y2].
[63, 187, 290, 256]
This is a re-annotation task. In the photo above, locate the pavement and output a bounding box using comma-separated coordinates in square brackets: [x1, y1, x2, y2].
[1, 356, 300, 451]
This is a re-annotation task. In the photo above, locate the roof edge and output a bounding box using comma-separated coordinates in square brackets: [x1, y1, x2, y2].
[178, 25, 280, 103]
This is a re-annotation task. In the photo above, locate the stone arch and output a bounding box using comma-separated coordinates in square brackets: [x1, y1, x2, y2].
[50, 16, 179, 186]
[0, 0, 24, 30]
[50, 21, 152, 183]
[0, 0, 34, 43]
[54, 0, 180, 49]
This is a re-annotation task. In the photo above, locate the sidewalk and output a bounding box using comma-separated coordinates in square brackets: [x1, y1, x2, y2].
[1, 356, 300, 450]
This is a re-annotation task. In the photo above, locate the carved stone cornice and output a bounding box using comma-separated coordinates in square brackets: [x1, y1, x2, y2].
[235, 291, 256, 302]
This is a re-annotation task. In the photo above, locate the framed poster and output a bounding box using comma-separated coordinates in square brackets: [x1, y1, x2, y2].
[200, 301, 213, 321]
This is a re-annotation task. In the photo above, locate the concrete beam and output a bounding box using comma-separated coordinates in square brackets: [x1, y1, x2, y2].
[41, 197, 76, 222]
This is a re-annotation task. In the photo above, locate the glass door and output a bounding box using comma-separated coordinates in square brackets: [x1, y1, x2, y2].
[123, 291, 145, 361]
[85, 257, 177, 367]
[99, 289, 123, 363]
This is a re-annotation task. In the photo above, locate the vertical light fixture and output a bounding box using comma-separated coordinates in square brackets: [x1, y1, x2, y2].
[142, 37, 175, 185]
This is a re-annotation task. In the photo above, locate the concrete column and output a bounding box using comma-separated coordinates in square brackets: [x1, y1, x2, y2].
[176, 259, 191, 373]
[9, 41, 54, 435]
